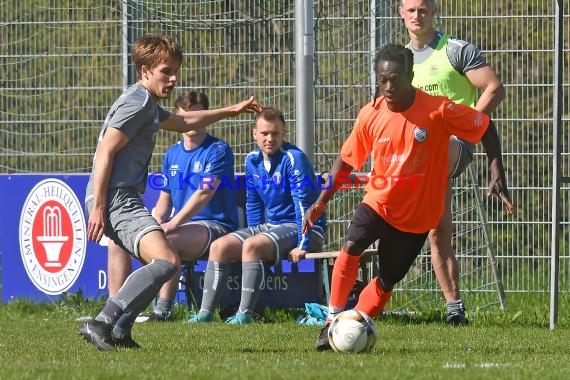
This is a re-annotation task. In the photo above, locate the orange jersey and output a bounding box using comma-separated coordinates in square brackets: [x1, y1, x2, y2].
[340, 89, 489, 233]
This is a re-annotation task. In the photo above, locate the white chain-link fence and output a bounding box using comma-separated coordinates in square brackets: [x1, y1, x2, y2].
[1, 1, 568, 299]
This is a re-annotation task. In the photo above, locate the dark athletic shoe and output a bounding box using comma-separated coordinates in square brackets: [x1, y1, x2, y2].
[112, 335, 141, 349]
[316, 324, 332, 351]
[79, 320, 115, 351]
[445, 310, 469, 326]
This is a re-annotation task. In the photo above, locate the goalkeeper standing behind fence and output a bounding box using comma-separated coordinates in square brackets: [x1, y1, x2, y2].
[400, 0, 506, 325]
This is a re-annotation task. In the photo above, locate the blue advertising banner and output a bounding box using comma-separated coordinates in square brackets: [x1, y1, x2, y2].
[0, 174, 322, 308]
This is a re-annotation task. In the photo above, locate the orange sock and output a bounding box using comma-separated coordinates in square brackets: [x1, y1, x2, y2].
[327, 250, 360, 323]
[354, 276, 392, 319]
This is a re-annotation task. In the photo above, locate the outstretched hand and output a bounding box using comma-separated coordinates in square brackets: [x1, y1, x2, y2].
[302, 201, 326, 235]
[230, 96, 263, 115]
[487, 176, 514, 215]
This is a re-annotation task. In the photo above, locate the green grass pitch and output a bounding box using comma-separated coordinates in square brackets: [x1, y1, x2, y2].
[2, 293, 570, 379]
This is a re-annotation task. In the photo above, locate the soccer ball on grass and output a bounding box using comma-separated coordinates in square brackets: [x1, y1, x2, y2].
[328, 309, 377, 353]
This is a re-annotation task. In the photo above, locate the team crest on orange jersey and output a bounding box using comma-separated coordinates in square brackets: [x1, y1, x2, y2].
[413, 127, 428, 142]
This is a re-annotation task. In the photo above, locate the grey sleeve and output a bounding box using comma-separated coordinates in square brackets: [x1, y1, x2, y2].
[107, 101, 149, 141]
[446, 37, 488, 74]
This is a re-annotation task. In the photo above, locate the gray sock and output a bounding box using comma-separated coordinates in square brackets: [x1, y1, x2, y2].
[113, 259, 176, 316]
[446, 299, 465, 313]
[95, 298, 123, 325]
[238, 261, 265, 316]
[113, 311, 137, 339]
[154, 297, 173, 316]
[199, 261, 229, 314]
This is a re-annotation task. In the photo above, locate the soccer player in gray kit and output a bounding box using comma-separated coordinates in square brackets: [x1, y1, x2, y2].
[80, 32, 261, 351]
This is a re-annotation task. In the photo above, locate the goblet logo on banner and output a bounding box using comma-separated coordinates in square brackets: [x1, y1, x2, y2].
[37, 205, 69, 267]
[19, 178, 87, 295]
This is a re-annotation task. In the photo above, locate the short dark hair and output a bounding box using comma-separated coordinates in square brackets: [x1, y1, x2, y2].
[256, 106, 285, 126]
[175, 90, 209, 111]
[373, 43, 414, 78]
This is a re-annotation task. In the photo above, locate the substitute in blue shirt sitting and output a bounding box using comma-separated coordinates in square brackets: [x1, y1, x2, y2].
[189, 106, 326, 324]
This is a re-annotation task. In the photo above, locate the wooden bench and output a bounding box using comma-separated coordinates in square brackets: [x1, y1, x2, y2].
[305, 248, 378, 304]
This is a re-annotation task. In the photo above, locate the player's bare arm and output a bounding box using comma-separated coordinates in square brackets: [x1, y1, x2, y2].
[161, 178, 220, 234]
[153, 190, 173, 224]
[302, 155, 354, 234]
[88, 127, 129, 242]
[480, 120, 514, 214]
[160, 96, 262, 133]
[465, 65, 505, 114]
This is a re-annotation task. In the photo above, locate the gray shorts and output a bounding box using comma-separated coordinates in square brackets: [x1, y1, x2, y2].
[180, 220, 231, 259]
[85, 188, 161, 259]
[231, 223, 324, 266]
[449, 136, 475, 178]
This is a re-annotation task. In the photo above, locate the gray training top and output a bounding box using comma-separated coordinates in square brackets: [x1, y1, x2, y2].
[86, 82, 170, 198]
[408, 31, 487, 74]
